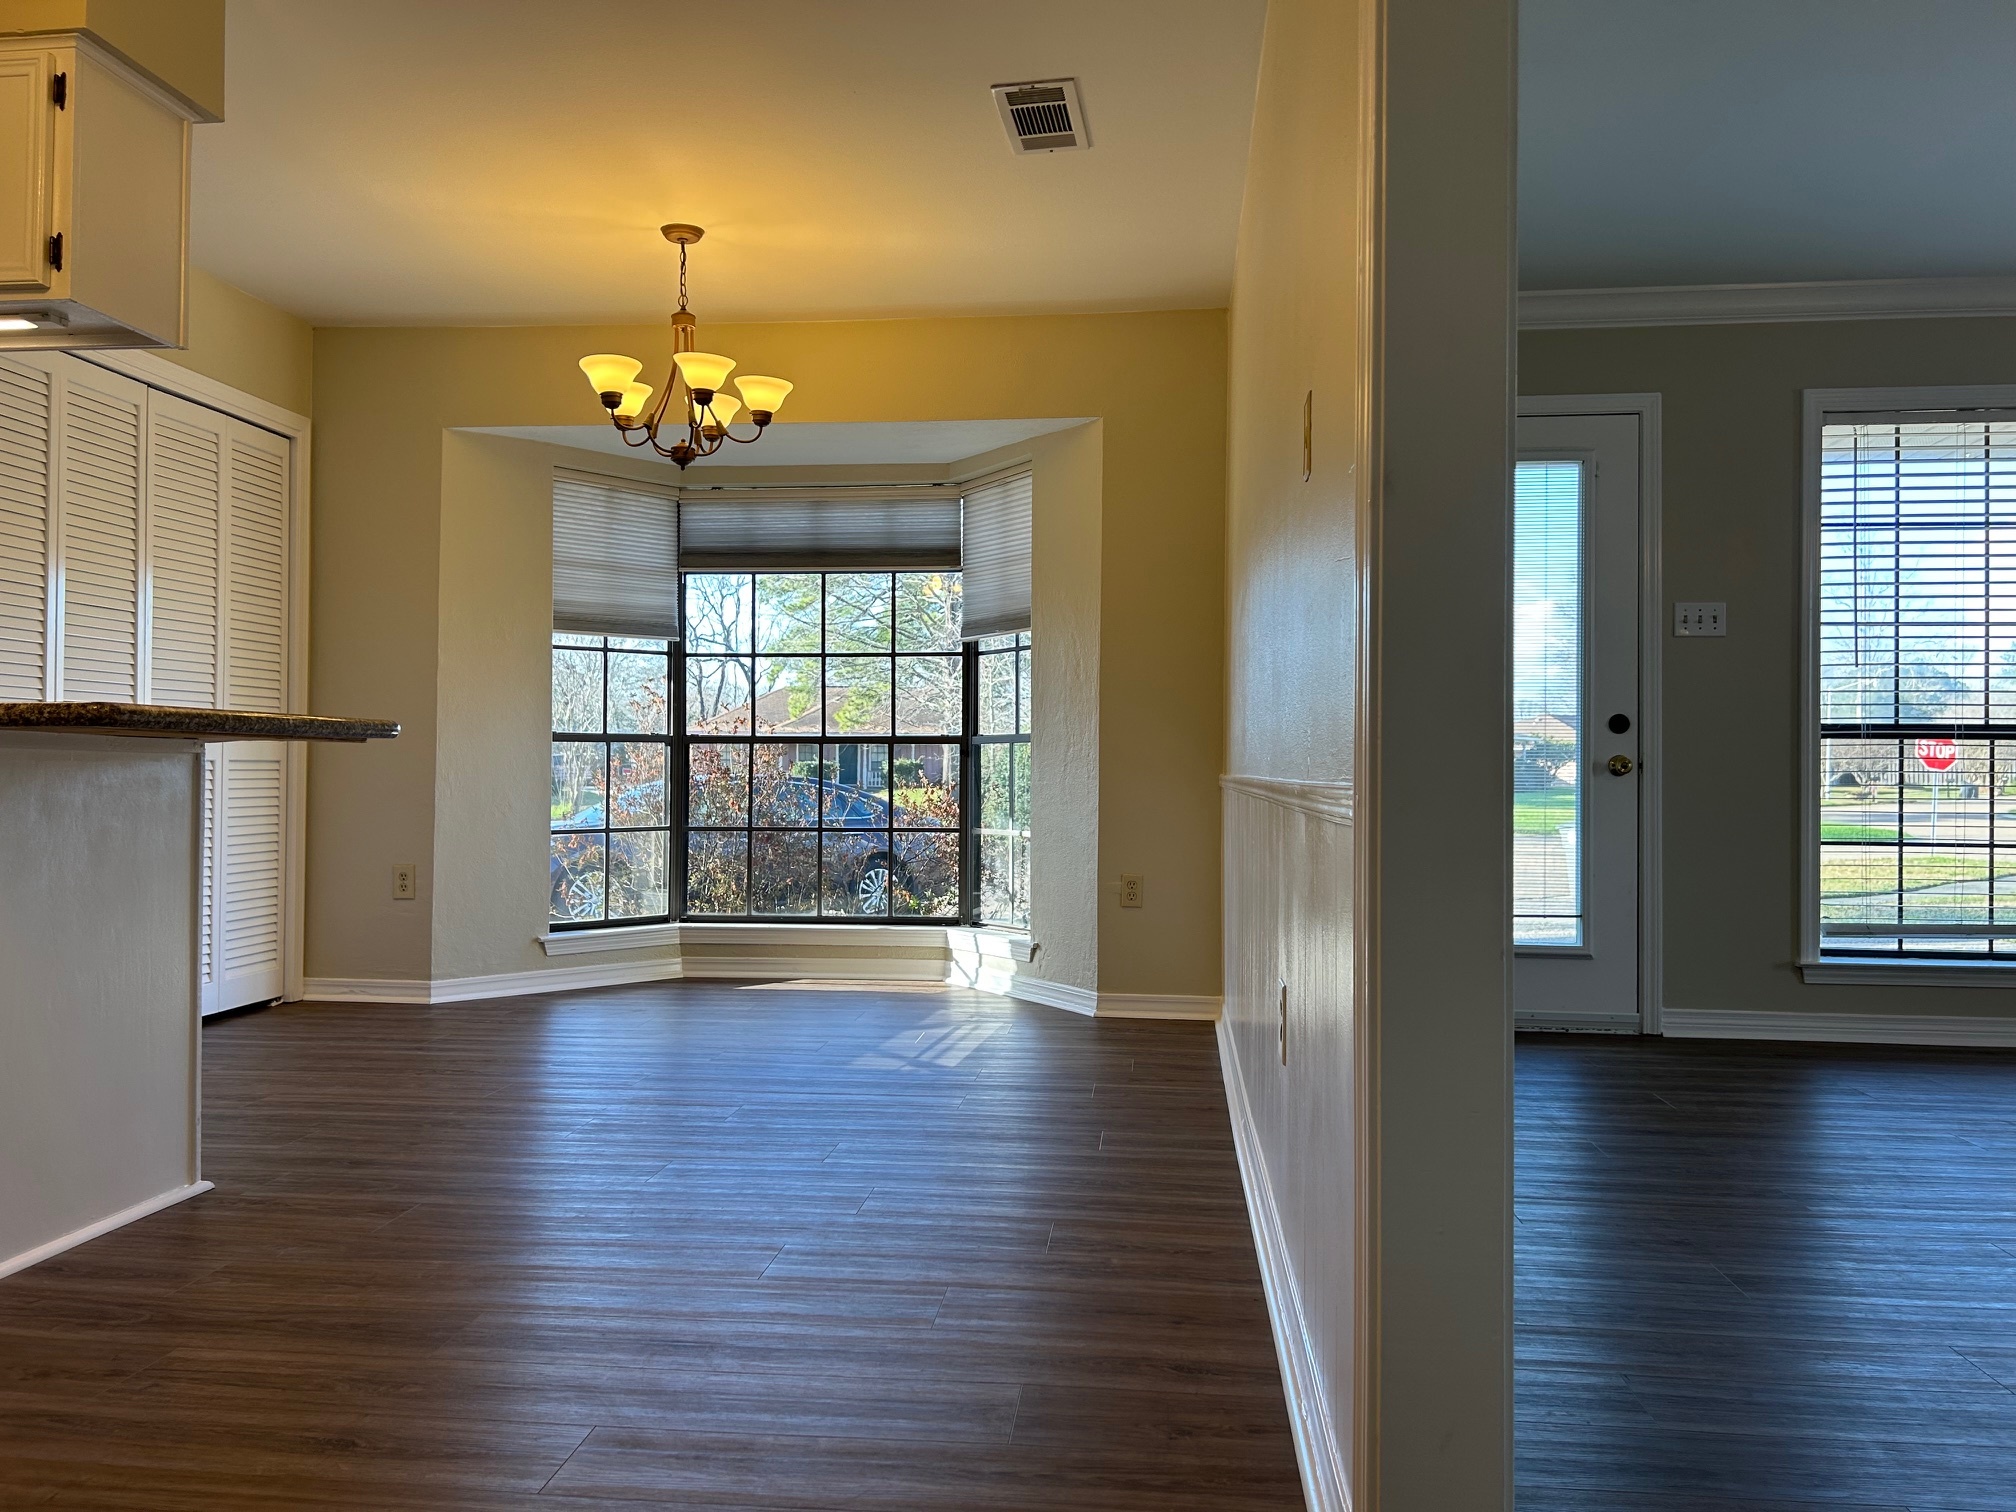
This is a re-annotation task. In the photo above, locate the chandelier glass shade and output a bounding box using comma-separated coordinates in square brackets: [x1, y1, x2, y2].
[576, 224, 793, 468]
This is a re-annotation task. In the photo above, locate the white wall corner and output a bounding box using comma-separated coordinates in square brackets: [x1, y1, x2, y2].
[1216, 1018, 1350, 1511]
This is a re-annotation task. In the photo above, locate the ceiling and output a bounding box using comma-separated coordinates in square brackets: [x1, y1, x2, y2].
[191, 0, 1267, 325]
[1520, 1, 2016, 290]
[474, 419, 1086, 471]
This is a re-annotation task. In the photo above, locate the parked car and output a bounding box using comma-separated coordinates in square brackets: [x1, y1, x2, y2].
[550, 774, 955, 918]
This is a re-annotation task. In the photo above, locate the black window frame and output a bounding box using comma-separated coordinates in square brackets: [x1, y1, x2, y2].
[548, 633, 678, 931]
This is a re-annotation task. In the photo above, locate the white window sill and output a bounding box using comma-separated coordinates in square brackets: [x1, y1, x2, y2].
[1801, 956, 2016, 988]
[538, 921, 1035, 960]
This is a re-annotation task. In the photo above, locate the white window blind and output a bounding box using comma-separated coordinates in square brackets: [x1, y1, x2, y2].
[960, 470, 1033, 639]
[553, 470, 681, 638]
[678, 487, 960, 570]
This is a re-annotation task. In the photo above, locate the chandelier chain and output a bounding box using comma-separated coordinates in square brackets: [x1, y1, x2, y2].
[678, 242, 689, 314]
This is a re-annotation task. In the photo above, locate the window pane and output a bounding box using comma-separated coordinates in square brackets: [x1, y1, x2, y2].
[1016, 645, 1032, 733]
[755, 656, 824, 733]
[753, 743, 821, 827]
[823, 743, 890, 827]
[688, 742, 749, 826]
[685, 831, 748, 914]
[609, 742, 668, 828]
[894, 832, 959, 918]
[607, 652, 669, 734]
[895, 571, 962, 650]
[979, 742, 1014, 833]
[755, 574, 822, 652]
[893, 743, 958, 828]
[827, 657, 893, 734]
[752, 831, 818, 915]
[978, 650, 1016, 734]
[687, 657, 754, 733]
[822, 832, 892, 916]
[551, 742, 607, 828]
[1511, 460, 1583, 947]
[608, 636, 669, 651]
[609, 830, 669, 919]
[554, 632, 603, 648]
[552, 648, 603, 733]
[977, 633, 1020, 653]
[550, 832, 606, 923]
[825, 573, 893, 652]
[895, 655, 960, 735]
[684, 573, 754, 652]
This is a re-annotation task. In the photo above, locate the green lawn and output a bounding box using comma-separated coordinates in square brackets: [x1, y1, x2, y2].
[1822, 851, 2016, 897]
[1513, 789, 1576, 835]
[1820, 823, 1900, 843]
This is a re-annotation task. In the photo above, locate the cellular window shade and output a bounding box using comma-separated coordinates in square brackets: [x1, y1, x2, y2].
[678, 489, 961, 570]
[553, 471, 681, 638]
[960, 470, 1032, 639]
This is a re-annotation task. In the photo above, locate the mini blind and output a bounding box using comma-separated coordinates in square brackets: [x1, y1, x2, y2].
[552, 470, 681, 638]
[678, 487, 960, 569]
[960, 469, 1033, 639]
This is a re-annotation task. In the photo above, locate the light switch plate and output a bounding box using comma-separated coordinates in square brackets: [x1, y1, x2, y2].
[1673, 601, 1726, 637]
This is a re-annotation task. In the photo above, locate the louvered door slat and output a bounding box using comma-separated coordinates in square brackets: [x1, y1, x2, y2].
[224, 423, 288, 712]
[57, 361, 146, 702]
[217, 742, 285, 1007]
[145, 393, 225, 707]
[0, 353, 55, 699]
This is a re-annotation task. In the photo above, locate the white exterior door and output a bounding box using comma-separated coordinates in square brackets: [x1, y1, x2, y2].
[1512, 411, 1643, 1030]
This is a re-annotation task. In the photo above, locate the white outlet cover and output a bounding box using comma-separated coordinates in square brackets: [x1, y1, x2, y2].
[1673, 601, 1726, 637]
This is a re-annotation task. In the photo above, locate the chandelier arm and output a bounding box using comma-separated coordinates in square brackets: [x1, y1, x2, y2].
[721, 426, 767, 445]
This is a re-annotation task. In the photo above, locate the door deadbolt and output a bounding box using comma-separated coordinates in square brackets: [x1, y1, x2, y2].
[1607, 754, 1635, 776]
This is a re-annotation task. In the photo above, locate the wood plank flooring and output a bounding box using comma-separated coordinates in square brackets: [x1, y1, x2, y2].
[0, 983, 1301, 1510]
[1516, 1033, 2016, 1512]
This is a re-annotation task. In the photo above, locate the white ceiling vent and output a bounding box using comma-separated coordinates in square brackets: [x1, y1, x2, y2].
[992, 79, 1088, 154]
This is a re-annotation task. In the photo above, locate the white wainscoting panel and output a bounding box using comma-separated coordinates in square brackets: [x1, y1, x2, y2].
[1220, 775, 1355, 1510]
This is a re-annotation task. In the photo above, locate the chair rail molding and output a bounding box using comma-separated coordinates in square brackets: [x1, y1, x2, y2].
[1220, 772, 1354, 825]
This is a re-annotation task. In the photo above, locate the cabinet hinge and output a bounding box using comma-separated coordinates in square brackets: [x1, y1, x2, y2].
[47, 233, 63, 272]
[52, 71, 67, 108]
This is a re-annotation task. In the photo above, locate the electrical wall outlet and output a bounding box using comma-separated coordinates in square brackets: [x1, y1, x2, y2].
[1673, 601, 1726, 637]
[1119, 874, 1144, 908]
[392, 863, 418, 901]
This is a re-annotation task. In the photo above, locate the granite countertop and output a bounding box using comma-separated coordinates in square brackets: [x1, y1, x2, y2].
[0, 703, 400, 743]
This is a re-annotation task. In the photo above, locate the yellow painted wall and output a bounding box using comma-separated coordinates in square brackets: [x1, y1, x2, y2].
[309, 311, 1224, 996]
[158, 267, 313, 416]
[0, 0, 225, 119]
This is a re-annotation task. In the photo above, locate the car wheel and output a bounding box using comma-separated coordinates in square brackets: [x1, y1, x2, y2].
[855, 855, 896, 914]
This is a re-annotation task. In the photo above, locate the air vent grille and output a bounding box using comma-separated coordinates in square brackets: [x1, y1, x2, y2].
[992, 78, 1088, 154]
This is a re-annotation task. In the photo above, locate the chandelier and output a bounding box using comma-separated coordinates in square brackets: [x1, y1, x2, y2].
[577, 224, 793, 469]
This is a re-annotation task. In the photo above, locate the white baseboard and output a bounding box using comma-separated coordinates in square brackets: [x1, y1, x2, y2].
[0, 1180, 214, 1282]
[1097, 993, 1221, 1020]
[1006, 974, 1098, 1015]
[1664, 1007, 2016, 1047]
[302, 957, 684, 1006]
[1217, 1017, 1350, 1511]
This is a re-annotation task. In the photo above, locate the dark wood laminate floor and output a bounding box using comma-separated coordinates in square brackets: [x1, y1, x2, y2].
[1517, 1033, 2016, 1512]
[0, 984, 1301, 1510]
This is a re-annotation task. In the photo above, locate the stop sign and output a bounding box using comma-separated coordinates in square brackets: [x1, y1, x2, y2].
[1917, 737, 1959, 772]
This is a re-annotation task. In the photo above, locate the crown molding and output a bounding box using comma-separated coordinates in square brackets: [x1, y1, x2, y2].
[1519, 276, 2016, 331]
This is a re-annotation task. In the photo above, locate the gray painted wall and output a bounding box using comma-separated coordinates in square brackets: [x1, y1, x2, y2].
[1522, 315, 2016, 1024]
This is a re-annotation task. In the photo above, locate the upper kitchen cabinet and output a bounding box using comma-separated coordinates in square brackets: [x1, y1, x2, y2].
[0, 32, 205, 352]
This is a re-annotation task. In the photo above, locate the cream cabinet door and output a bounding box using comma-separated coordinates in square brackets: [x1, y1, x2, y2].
[0, 51, 56, 293]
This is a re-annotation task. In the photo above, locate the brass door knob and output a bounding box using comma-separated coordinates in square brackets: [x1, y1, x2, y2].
[1607, 754, 1635, 776]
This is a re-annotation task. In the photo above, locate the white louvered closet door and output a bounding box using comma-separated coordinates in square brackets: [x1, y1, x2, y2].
[211, 417, 292, 1011]
[56, 360, 148, 702]
[144, 392, 227, 709]
[0, 352, 58, 700]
